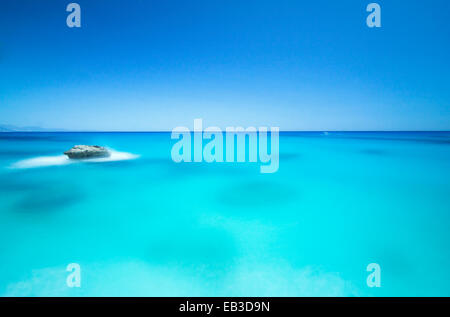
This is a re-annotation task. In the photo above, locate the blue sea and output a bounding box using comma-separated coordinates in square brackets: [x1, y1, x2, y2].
[0, 132, 449, 296]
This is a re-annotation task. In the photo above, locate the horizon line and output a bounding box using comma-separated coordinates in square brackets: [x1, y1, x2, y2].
[1, 130, 450, 133]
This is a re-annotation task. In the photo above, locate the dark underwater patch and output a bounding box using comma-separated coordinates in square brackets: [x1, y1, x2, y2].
[0, 149, 57, 157]
[280, 153, 301, 160]
[0, 178, 41, 192]
[13, 185, 84, 213]
[0, 169, 48, 192]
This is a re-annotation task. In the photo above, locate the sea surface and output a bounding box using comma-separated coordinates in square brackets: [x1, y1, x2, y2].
[0, 132, 449, 296]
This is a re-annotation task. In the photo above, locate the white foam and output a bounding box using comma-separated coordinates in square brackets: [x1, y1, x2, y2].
[86, 150, 139, 163]
[11, 155, 71, 169]
[10, 149, 139, 169]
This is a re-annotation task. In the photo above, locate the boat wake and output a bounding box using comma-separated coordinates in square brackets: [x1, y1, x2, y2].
[10, 150, 139, 169]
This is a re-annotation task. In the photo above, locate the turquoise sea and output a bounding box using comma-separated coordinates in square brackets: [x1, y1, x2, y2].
[0, 132, 449, 296]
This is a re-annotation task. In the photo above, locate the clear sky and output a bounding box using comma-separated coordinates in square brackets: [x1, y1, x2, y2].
[0, 0, 449, 131]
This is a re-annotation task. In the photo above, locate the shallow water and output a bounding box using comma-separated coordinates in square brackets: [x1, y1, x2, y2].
[0, 132, 449, 296]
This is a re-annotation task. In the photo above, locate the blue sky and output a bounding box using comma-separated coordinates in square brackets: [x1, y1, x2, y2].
[0, 0, 449, 131]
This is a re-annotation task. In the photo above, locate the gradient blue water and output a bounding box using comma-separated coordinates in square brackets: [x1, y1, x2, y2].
[0, 132, 449, 296]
